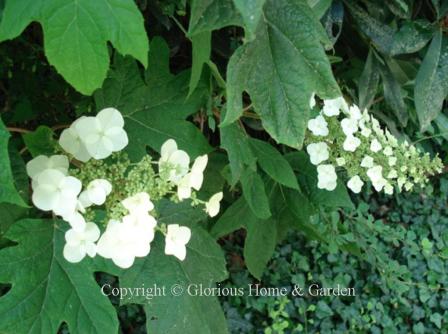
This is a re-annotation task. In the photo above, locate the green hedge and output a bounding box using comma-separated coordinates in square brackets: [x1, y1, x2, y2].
[221, 179, 448, 333]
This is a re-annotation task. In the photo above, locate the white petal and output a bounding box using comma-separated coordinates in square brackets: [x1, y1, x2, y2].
[79, 191, 93, 208]
[26, 155, 50, 179]
[83, 223, 101, 242]
[63, 212, 87, 232]
[189, 172, 204, 191]
[86, 139, 113, 160]
[59, 128, 79, 156]
[32, 185, 58, 211]
[85, 243, 97, 257]
[87, 187, 107, 205]
[75, 116, 100, 141]
[169, 224, 191, 244]
[206, 201, 220, 217]
[191, 155, 208, 174]
[53, 194, 78, 217]
[161, 139, 178, 159]
[112, 253, 135, 268]
[169, 150, 190, 169]
[60, 176, 82, 196]
[96, 232, 116, 259]
[49, 155, 69, 174]
[36, 168, 65, 186]
[132, 240, 151, 257]
[106, 127, 128, 152]
[65, 229, 82, 246]
[97, 107, 124, 129]
[63, 244, 86, 263]
[177, 175, 192, 199]
[165, 240, 187, 261]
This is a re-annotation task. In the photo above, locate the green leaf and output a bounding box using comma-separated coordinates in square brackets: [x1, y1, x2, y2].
[286, 152, 353, 209]
[223, 0, 340, 148]
[220, 123, 256, 185]
[249, 138, 299, 189]
[414, 31, 448, 131]
[240, 169, 271, 219]
[188, 0, 242, 36]
[430, 312, 442, 329]
[189, 31, 212, 96]
[232, 0, 266, 39]
[211, 195, 276, 279]
[121, 230, 228, 334]
[0, 0, 149, 95]
[22, 126, 56, 157]
[358, 49, 379, 110]
[308, 0, 332, 18]
[378, 60, 409, 127]
[113, 200, 228, 333]
[345, 1, 394, 55]
[0, 219, 119, 333]
[244, 217, 276, 279]
[386, 0, 410, 19]
[156, 199, 207, 227]
[95, 38, 212, 161]
[390, 21, 433, 56]
[0, 203, 27, 239]
[8, 144, 29, 204]
[0, 118, 27, 207]
[211, 196, 247, 238]
[212, 184, 321, 279]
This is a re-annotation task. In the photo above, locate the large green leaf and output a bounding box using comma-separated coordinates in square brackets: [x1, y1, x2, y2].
[379, 60, 408, 127]
[120, 202, 228, 334]
[211, 196, 248, 239]
[414, 31, 448, 131]
[220, 122, 256, 185]
[358, 49, 379, 110]
[95, 38, 212, 161]
[240, 169, 271, 219]
[345, 0, 394, 55]
[346, 1, 431, 57]
[0, 203, 27, 241]
[189, 31, 212, 96]
[232, 0, 266, 39]
[188, 0, 242, 35]
[0, 219, 119, 333]
[0, 118, 27, 207]
[244, 217, 276, 279]
[249, 138, 299, 190]
[211, 183, 319, 279]
[211, 195, 275, 279]
[389, 21, 433, 56]
[0, 0, 149, 95]
[223, 0, 340, 148]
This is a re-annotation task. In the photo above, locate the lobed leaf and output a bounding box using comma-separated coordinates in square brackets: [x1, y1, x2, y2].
[223, 0, 340, 148]
[0, 219, 119, 334]
[0, 0, 149, 95]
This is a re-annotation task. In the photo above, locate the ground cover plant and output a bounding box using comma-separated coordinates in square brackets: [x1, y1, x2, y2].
[0, 0, 448, 333]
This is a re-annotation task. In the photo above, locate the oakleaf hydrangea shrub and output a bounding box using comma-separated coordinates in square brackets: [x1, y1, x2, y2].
[26, 107, 223, 268]
[306, 96, 443, 194]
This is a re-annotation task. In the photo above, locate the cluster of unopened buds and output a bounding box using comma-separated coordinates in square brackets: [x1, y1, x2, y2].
[306, 96, 443, 194]
[26, 108, 223, 268]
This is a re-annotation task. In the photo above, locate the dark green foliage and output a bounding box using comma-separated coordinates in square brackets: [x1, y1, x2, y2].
[221, 179, 448, 333]
[0, 0, 448, 333]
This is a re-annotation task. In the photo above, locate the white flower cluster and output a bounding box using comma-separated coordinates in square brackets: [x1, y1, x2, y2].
[306, 96, 443, 194]
[26, 108, 224, 268]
